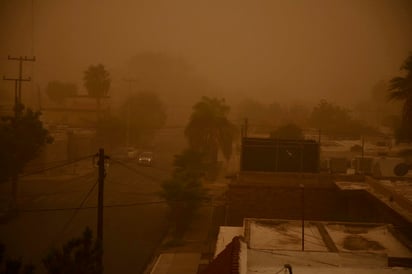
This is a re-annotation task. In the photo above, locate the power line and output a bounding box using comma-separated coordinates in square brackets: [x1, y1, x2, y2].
[20, 172, 97, 199]
[109, 158, 173, 174]
[109, 159, 168, 183]
[19, 198, 217, 213]
[53, 178, 99, 242]
[20, 154, 95, 178]
[24, 155, 97, 170]
[23, 157, 88, 170]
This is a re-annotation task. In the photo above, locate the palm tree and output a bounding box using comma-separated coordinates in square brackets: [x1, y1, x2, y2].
[185, 97, 237, 163]
[83, 64, 111, 116]
[388, 53, 412, 141]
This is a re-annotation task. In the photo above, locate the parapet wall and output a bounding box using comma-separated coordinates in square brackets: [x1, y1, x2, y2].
[226, 172, 412, 242]
[233, 171, 364, 188]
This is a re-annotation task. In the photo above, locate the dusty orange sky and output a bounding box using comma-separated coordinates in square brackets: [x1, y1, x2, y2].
[1, 0, 411, 106]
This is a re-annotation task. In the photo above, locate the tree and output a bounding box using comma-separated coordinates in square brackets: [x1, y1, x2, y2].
[119, 91, 166, 146]
[388, 53, 412, 142]
[270, 123, 304, 139]
[43, 227, 101, 274]
[355, 80, 401, 128]
[123, 52, 215, 127]
[235, 99, 268, 128]
[0, 243, 35, 274]
[234, 98, 282, 134]
[284, 102, 311, 127]
[83, 64, 111, 114]
[0, 105, 53, 209]
[160, 149, 206, 238]
[309, 100, 351, 132]
[45, 81, 78, 105]
[309, 99, 378, 139]
[234, 99, 310, 135]
[185, 97, 237, 164]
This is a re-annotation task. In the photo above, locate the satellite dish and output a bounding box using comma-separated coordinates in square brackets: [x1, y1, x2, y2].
[393, 163, 410, 176]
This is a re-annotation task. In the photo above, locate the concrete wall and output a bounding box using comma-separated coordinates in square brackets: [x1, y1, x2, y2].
[225, 173, 412, 241]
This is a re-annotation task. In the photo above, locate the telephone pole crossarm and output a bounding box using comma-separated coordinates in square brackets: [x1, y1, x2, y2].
[4, 55, 36, 109]
[3, 76, 31, 116]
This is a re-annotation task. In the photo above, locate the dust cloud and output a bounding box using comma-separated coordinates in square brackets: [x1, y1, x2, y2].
[1, 0, 411, 111]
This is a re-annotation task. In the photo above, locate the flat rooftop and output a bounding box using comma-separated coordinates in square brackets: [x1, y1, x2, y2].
[336, 178, 412, 224]
[215, 219, 412, 273]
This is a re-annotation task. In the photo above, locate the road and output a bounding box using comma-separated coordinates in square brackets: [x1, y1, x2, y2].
[0, 128, 186, 274]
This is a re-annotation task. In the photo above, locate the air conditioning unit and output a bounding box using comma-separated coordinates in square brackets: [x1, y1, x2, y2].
[372, 157, 409, 177]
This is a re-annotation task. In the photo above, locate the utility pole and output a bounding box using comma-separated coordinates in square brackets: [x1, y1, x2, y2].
[3, 77, 31, 117]
[97, 148, 108, 274]
[318, 129, 321, 173]
[300, 184, 305, 251]
[244, 118, 248, 137]
[2, 56, 35, 210]
[7, 55, 36, 103]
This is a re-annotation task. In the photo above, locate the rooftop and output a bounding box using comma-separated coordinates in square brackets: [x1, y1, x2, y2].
[207, 218, 412, 274]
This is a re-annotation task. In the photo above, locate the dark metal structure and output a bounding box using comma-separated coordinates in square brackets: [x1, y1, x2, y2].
[241, 137, 320, 173]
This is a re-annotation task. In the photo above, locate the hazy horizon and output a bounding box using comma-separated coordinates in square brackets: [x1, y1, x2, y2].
[1, 0, 411, 109]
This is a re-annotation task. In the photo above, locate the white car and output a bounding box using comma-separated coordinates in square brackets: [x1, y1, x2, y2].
[137, 151, 153, 166]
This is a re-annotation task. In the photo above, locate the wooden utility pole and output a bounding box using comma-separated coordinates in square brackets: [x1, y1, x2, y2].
[2, 56, 35, 210]
[3, 77, 31, 117]
[300, 184, 305, 251]
[97, 148, 107, 274]
[7, 55, 36, 103]
[244, 118, 248, 137]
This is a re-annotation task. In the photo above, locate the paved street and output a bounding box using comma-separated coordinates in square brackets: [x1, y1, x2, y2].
[0, 128, 186, 274]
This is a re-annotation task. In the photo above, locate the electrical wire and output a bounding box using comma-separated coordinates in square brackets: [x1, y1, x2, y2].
[21, 154, 95, 178]
[20, 172, 97, 199]
[109, 158, 167, 183]
[24, 157, 83, 169]
[19, 200, 218, 213]
[53, 178, 98, 242]
[20, 200, 166, 213]
[109, 158, 173, 174]
[103, 177, 161, 198]
[17, 156, 213, 213]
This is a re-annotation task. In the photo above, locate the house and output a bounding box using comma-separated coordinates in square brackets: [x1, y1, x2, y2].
[23, 95, 109, 174]
[40, 95, 110, 128]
